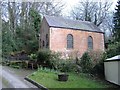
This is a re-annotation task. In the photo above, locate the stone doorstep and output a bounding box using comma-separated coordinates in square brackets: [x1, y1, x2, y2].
[24, 76, 48, 90]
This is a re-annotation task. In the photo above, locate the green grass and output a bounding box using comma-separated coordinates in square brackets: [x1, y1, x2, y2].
[28, 69, 110, 88]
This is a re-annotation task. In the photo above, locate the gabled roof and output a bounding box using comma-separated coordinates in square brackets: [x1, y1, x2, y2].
[44, 15, 104, 33]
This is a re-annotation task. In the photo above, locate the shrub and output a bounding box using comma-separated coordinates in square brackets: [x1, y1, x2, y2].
[37, 49, 51, 64]
[37, 49, 61, 68]
[80, 51, 107, 77]
[56, 59, 78, 73]
[88, 50, 104, 67]
[28, 53, 37, 61]
[49, 52, 62, 69]
[91, 52, 107, 78]
[9, 61, 22, 69]
[67, 50, 80, 60]
[37, 49, 81, 73]
[80, 52, 93, 73]
[106, 41, 120, 58]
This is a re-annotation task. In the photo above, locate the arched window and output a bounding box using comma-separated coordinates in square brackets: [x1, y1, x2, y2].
[67, 34, 73, 49]
[88, 36, 93, 50]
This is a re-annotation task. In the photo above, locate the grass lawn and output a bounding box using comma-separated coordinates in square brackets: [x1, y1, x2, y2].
[28, 69, 111, 88]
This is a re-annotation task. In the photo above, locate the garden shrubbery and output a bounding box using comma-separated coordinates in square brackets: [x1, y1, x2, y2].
[88, 50, 104, 67]
[37, 49, 106, 76]
[3, 48, 107, 77]
[106, 41, 120, 58]
[79, 51, 106, 78]
[2, 48, 107, 77]
[37, 49, 61, 69]
[37, 49, 79, 73]
[37, 49, 51, 64]
[80, 52, 92, 73]
[91, 52, 107, 78]
[55, 59, 78, 72]
[36, 41, 120, 74]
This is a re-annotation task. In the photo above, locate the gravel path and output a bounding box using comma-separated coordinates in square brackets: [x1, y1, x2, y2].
[0, 65, 38, 89]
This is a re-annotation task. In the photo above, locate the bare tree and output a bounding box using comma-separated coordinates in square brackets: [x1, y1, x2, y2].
[71, 0, 112, 27]
[8, 2, 17, 35]
[32, 0, 65, 16]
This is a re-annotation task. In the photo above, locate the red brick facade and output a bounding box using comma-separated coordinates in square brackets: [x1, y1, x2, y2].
[40, 16, 104, 58]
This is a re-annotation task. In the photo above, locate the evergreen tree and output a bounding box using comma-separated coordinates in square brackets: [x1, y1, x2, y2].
[113, 0, 120, 41]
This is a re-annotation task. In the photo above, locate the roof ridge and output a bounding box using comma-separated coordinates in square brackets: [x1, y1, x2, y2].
[44, 15, 103, 33]
[44, 15, 93, 23]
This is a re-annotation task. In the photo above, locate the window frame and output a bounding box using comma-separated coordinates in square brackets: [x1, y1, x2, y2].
[88, 36, 93, 50]
[67, 34, 74, 49]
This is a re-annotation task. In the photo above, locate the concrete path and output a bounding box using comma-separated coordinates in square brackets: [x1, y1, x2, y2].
[0, 65, 38, 89]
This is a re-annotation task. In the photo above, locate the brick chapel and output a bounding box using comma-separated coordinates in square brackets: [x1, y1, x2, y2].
[39, 15, 104, 58]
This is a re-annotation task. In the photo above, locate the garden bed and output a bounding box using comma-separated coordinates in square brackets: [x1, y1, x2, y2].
[28, 69, 111, 88]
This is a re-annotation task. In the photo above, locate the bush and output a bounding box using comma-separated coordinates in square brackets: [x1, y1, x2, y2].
[80, 52, 92, 73]
[88, 50, 104, 67]
[56, 59, 78, 73]
[37, 49, 61, 68]
[37, 49, 51, 64]
[106, 41, 120, 58]
[37, 49, 80, 73]
[91, 52, 107, 78]
[9, 61, 22, 69]
[80, 51, 107, 77]
[28, 53, 37, 61]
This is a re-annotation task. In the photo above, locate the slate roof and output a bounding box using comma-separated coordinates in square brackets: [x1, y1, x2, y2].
[44, 15, 104, 33]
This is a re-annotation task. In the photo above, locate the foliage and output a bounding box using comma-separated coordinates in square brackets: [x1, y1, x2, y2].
[91, 52, 107, 78]
[2, 6, 42, 56]
[28, 53, 37, 60]
[2, 21, 17, 55]
[37, 49, 79, 73]
[9, 61, 23, 69]
[106, 0, 120, 61]
[80, 52, 93, 73]
[37, 49, 51, 64]
[10, 64, 20, 69]
[37, 67, 59, 74]
[29, 8, 41, 35]
[80, 51, 107, 77]
[55, 59, 78, 73]
[113, 1, 120, 41]
[66, 50, 80, 60]
[106, 41, 120, 58]
[88, 50, 104, 67]
[2, 1, 64, 55]
[37, 49, 61, 68]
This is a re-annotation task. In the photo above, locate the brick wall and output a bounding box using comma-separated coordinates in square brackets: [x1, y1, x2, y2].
[40, 18, 49, 49]
[40, 19, 104, 58]
[49, 27, 104, 58]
